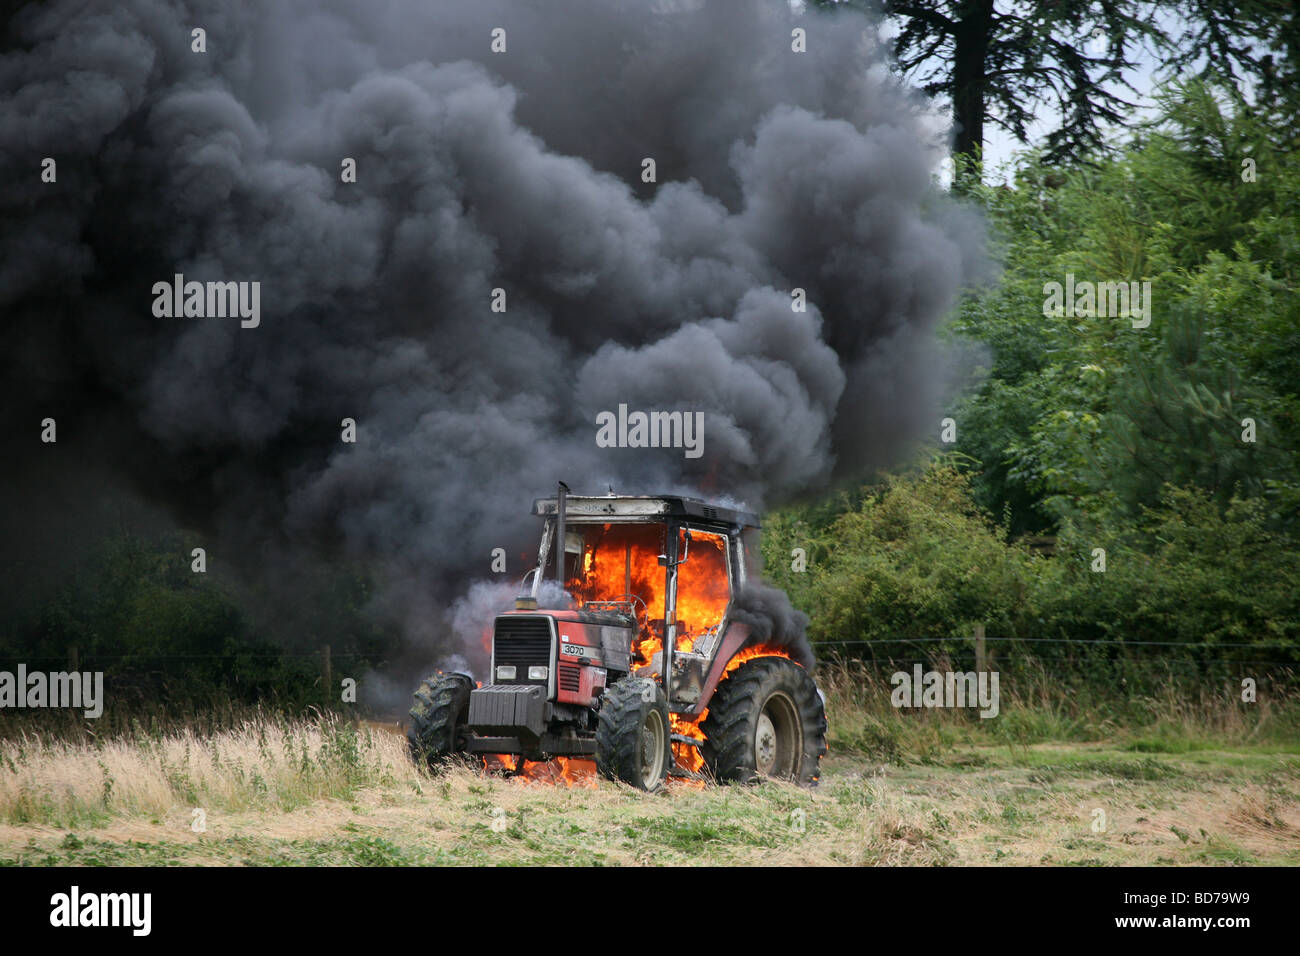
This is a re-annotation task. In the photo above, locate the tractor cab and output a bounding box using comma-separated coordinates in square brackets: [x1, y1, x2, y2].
[525, 491, 761, 706]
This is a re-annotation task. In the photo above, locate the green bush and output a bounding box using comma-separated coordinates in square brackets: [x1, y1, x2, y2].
[0, 532, 392, 720]
[1038, 487, 1300, 653]
[765, 462, 1037, 655]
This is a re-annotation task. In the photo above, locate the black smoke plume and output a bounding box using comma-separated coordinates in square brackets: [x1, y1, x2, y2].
[729, 583, 815, 670]
[0, 0, 985, 694]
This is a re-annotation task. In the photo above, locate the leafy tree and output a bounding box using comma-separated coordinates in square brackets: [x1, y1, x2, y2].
[1041, 486, 1300, 651]
[813, 0, 1163, 171]
[0, 532, 393, 709]
[1167, 0, 1300, 127]
[1091, 306, 1287, 521]
[811, 1, 1298, 179]
[946, 80, 1299, 534]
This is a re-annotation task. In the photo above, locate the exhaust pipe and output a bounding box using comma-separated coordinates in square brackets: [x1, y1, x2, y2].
[555, 481, 569, 589]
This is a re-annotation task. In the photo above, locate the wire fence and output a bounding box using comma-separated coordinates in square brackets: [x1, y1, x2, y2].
[3, 637, 1296, 663]
[815, 637, 1299, 649]
[809, 631, 1300, 685]
[2, 633, 1296, 688]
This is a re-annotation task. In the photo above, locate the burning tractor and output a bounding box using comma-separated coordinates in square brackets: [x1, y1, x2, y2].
[407, 486, 827, 790]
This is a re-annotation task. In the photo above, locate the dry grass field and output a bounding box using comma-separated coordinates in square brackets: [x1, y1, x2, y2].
[1, 707, 1297, 866]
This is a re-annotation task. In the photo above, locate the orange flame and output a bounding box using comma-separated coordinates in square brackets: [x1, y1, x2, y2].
[483, 754, 598, 787]
[720, 643, 792, 677]
[567, 524, 730, 668]
[671, 713, 707, 773]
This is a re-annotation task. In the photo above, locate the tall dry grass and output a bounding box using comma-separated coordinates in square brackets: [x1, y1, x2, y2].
[0, 715, 421, 828]
[818, 657, 1300, 760]
[3, 659, 1296, 831]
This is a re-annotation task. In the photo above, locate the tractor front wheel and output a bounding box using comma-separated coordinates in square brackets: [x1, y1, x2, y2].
[700, 656, 827, 787]
[596, 678, 670, 792]
[407, 673, 472, 770]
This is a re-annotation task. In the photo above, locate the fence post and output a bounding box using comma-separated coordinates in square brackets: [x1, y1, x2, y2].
[974, 624, 987, 674]
[322, 644, 332, 706]
[68, 644, 79, 672]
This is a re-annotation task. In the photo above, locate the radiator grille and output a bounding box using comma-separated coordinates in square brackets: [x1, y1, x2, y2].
[493, 616, 552, 675]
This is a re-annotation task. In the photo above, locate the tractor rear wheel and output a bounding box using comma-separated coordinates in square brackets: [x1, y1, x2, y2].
[700, 656, 827, 787]
[595, 678, 670, 792]
[407, 673, 472, 770]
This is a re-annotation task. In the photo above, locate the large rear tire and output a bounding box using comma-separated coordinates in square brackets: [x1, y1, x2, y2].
[595, 678, 670, 792]
[700, 656, 827, 787]
[407, 673, 472, 770]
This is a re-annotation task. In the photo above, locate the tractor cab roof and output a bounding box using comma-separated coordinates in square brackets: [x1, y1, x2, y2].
[532, 494, 760, 530]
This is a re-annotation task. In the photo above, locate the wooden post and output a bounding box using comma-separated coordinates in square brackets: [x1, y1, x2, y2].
[322, 644, 332, 706]
[973, 624, 987, 673]
[68, 645, 79, 672]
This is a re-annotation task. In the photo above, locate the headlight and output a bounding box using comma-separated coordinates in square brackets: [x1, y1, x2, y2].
[528, 665, 549, 681]
[496, 665, 516, 681]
